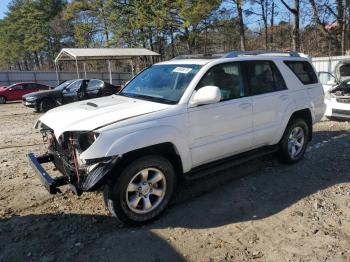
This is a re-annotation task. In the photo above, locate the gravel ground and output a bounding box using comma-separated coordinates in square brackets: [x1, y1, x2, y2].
[0, 103, 350, 262]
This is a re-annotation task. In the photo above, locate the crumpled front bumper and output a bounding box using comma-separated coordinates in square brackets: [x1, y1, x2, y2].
[27, 153, 68, 194]
[27, 152, 119, 195]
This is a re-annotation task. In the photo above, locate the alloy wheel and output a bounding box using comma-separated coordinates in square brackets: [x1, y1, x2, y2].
[125, 168, 167, 214]
[287, 126, 305, 159]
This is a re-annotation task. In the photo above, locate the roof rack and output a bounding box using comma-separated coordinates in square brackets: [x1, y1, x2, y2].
[172, 50, 302, 60]
[172, 53, 225, 60]
[223, 50, 301, 58]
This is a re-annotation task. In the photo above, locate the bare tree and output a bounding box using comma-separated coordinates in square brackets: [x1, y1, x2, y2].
[232, 0, 246, 51]
[280, 0, 300, 51]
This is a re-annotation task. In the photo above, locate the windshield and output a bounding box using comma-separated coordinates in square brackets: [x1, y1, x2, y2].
[55, 80, 76, 90]
[120, 64, 202, 104]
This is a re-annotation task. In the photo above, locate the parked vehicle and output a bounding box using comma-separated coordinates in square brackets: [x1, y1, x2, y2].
[22, 79, 120, 112]
[28, 51, 325, 225]
[323, 79, 350, 119]
[0, 82, 49, 104]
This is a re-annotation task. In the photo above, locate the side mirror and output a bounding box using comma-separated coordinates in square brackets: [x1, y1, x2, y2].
[190, 86, 221, 107]
[8, 88, 12, 91]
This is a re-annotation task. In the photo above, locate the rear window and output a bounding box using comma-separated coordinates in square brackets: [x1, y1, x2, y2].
[284, 61, 318, 85]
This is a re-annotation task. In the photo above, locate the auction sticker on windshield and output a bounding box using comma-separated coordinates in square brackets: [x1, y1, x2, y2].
[173, 67, 193, 74]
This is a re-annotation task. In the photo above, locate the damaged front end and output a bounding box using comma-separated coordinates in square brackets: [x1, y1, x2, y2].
[28, 126, 119, 195]
[327, 81, 350, 103]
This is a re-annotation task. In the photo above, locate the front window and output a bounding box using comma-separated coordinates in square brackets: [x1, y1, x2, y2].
[120, 64, 202, 104]
[54, 80, 76, 90]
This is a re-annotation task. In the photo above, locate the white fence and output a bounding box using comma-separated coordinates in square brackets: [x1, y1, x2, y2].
[0, 71, 133, 87]
[312, 55, 350, 73]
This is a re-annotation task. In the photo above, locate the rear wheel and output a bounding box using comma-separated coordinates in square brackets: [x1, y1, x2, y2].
[39, 99, 55, 112]
[103, 155, 176, 226]
[279, 118, 309, 163]
[0, 96, 6, 104]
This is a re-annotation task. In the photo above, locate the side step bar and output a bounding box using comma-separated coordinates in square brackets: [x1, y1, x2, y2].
[184, 146, 278, 181]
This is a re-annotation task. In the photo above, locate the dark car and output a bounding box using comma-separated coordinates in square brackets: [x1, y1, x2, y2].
[22, 79, 120, 112]
[0, 82, 50, 104]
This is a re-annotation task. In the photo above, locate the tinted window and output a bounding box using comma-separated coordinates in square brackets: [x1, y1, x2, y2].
[284, 61, 318, 85]
[244, 61, 286, 95]
[87, 80, 103, 90]
[67, 80, 82, 91]
[11, 84, 24, 90]
[196, 62, 244, 101]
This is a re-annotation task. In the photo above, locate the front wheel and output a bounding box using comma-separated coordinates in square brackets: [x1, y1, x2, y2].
[103, 155, 176, 226]
[278, 118, 309, 164]
[0, 96, 6, 104]
[39, 99, 56, 112]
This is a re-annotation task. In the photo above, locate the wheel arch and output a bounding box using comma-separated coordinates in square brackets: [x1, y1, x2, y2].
[103, 142, 185, 186]
[288, 108, 313, 141]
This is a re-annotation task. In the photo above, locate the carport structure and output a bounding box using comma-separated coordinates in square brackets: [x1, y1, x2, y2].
[54, 48, 160, 84]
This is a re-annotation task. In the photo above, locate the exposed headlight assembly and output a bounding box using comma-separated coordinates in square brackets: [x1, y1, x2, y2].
[77, 131, 100, 151]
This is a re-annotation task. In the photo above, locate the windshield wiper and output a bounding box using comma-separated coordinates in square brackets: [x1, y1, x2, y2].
[120, 93, 176, 104]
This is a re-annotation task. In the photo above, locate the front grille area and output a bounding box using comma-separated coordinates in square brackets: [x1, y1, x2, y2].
[333, 109, 350, 115]
[336, 98, 350, 103]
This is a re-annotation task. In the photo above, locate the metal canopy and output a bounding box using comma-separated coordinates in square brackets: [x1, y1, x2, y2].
[55, 48, 160, 62]
[54, 48, 160, 84]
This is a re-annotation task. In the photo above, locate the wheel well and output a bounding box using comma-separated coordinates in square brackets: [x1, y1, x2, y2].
[289, 109, 313, 141]
[117, 142, 184, 178]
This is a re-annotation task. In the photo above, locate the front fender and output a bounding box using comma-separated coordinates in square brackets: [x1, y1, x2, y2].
[80, 125, 192, 173]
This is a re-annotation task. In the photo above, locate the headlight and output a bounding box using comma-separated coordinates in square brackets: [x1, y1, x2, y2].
[78, 132, 99, 151]
[25, 97, 36, 102]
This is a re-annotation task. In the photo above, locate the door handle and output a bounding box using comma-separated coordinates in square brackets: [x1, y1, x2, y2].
[279, 94, 289, 101]
[239, 102, 251, 110]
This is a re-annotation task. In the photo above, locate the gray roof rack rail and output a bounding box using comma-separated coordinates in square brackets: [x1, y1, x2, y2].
[172, 53, 226, 60]
[224, 50, 300, 58]
[172, 50, 301, 60]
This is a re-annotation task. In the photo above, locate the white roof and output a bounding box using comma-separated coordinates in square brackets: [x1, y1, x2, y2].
[55, 48, 160, 62]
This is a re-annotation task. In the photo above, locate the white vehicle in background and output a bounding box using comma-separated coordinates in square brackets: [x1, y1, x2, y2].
[28, 51, 325, 225]
[313, 57, 350, 119]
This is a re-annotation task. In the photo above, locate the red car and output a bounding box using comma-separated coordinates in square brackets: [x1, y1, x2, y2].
[0, 82, 50, 104]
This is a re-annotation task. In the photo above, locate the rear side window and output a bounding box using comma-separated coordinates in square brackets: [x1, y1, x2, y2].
[284, 61, 318, 85]
[244, 61, 287, 95]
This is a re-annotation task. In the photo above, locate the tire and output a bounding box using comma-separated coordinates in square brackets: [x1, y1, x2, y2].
[0, 96, 6, 104]
[278, 118, 309, 164]
[39, 99, 56, 112]
[103, 155, 177, 226]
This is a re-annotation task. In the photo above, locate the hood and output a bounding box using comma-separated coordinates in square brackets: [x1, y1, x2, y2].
[37, 95, 171, 138]
[23, 89, 61, 99]
[0, 86, 8, 91]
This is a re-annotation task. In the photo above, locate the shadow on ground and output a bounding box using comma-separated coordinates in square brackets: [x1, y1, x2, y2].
[1, 130, 349, 261]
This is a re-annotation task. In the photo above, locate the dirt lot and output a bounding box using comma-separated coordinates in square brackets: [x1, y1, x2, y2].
[0, 103, 350, 262]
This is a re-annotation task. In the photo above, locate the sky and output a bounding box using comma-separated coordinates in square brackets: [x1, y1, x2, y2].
[0, 0, 11, 19]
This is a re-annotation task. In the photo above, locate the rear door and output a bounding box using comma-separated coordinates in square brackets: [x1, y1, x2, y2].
[85, 79, 104, 98]
[243, 60, 291, 147]
[188, 62, 254, 167]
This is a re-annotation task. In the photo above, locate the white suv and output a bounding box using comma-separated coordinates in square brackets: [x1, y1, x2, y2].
[28, 51, 325, 225]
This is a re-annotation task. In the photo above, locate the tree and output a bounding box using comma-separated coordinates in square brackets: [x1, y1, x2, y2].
[280, 0, 300, 51]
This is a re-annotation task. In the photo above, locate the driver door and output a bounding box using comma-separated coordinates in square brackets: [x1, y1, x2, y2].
[62, 80, 83, 103]
[188, 62, 253, 167]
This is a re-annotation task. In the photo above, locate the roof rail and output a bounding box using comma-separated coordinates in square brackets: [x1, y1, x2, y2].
[223, 50, 300, 58]
[172, 50, 304, 60]
[172, 53, 225, 60]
